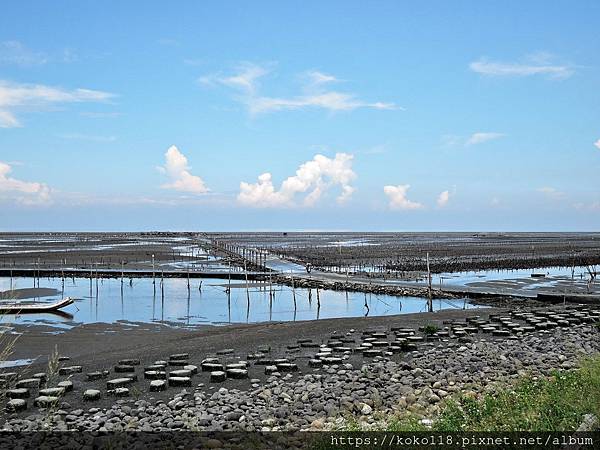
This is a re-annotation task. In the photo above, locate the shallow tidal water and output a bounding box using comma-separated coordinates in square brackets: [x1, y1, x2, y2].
[0, 276, 477, 330]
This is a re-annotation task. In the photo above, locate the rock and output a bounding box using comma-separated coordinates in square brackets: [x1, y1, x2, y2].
[6, 399, 27, 412]
[144, 370, 167, 380]
[265, 365, 279, 375]
[201, 362, 224, 372]
[226, 368, 248, 379]
[276, 363, 298, 372]
[16, 378, 40, 389]
[6, 388, 29, 399]
[118, 359, 140, 366]
[183, 365, 198, 375]
[107, 378, 134, 389]
[149, 380, 166, 392]
[83, 389, 101, 401]
[169, 353, 189, 360]
[32, 372, 47, 382]
[58, 366, 82, 375]
[205, 439, 223, 449]
[113, 388, 129, 397]
[169, 369, 192, 378]
[39, 387, 65, 397]
[87, 371, 107, 381]
[168, 377, 191, 387]
[114, 365, 136, 373]
[216, 349, 234, 355]
[34, 396, 60, 408]
[210, 371, 227, 383]
[361, 403, 373, 415]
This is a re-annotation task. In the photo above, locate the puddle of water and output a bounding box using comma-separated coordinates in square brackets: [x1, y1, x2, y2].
[0, 276, 478, 331]
[0, 358, 35, 368]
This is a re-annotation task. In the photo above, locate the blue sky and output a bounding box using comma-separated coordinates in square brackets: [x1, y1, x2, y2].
[1, 1, 599, 231]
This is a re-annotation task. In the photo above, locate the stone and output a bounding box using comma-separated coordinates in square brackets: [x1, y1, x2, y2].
[276, 363, 298, 372]
[308, 359, 323, 368]
[6, 399, 27, 412]
[107, 377, 134, 389]
[168, 376, 191, 387]
[87, 371, 107, 381]
[183, 365, 198, 375]
[39, 387, 65, 397]
[169, 353, 189, 360]
[34, 396, 60, 408]
[6, 388, 29, 399]
[83, 389, 101, 401]
[118, 359, 140, 366]
[210, 371, 227, 383]
[16, 378, 40, 389]
[226, 368, 248, 379]
[58, 366, 82, 375]
[144, 370, 167, 380]
[216, 349, 234, 355]
[361, 403, 373, 415]
[149, 380, 166, 392]
[32, 372, 47, 382]
[201, 362, 224, 372]
[169, 369, 192, 378]
[265, 365, 278, 375]
[114, 388, 129, 397]
[114, 365, 136, 373]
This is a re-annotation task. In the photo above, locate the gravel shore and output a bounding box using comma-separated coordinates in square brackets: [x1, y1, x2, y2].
[2, 304, 599, 434]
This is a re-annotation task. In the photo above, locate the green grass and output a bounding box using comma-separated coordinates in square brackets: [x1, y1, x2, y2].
[433, 357, 600, 431]
[337, 355, 600, 432]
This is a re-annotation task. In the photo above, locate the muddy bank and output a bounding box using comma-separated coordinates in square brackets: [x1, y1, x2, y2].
[1, 304, 599, 434]
[210, 232, 600, 273]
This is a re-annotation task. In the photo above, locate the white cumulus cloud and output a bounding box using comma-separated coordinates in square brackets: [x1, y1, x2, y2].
[201, 63, 397, 115]
[238, 153, 356, 208]
[466, 132, 505, 146]
[594, 139, 600, 150]
[158, 145, 209, 194]
[0, 161, 51, 205]
[0, 80, 114, 128]
[383, 184, 423, 210]
[437, 190, 450, 207]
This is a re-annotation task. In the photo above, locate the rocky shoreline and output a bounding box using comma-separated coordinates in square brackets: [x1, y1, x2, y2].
[1, 305, 599, 435]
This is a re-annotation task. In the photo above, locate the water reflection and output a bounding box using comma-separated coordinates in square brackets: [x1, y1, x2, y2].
[0, 276, 478, 330]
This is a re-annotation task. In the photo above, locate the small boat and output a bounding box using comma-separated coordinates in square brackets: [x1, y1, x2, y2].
[0, 297, 74, 314]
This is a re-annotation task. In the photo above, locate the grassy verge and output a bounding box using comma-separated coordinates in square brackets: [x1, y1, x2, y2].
[343, 355, 600, 432]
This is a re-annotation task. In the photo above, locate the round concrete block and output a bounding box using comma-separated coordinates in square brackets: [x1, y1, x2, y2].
[183, 365, 198, 375]
[57, 380, 73, 392]
[118, 359, 140, 366]
[169, 369, 192, 378]
[144, 370, 166, 380]
[225, 368, 248, 379]
[264, 365, 278, 375]
[39, 387, 65, 397]
[34, 396, 59, 408]
[6, 388, 29, 399]
[6, 399, 27, 412]
[16, 378, 40, 389]
[168, 376, 191, 387]
[149, 380, 166, 392]
[201, 362, 224, 372]
[106, 377, 133, 389]
[210, 371, 226, 382]
[83, 389, 101, 401]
